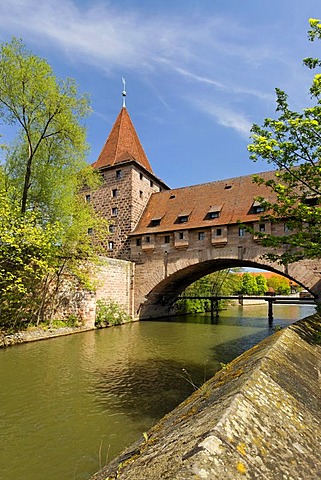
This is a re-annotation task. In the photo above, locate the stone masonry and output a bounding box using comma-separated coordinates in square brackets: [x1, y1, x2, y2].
[91, 314, 321, 480]
[89, 105, 320, 319]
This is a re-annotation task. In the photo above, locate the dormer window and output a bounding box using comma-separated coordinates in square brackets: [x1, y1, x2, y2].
[149, 215, 163, 227]
[150, 219, 161, 227]
[252, 200, 265, 213]
[302, 196, 319, 206]
[207, 205, 222, 219]
[177, 211, 191, 224]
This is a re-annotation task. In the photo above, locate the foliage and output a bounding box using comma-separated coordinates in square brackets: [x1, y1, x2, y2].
[255, 274, 268, 295]
[266, 275, 290, 295]
[95, 300, 131, 327]
[240, 272, 259, 295]
[0, 39, 107, 331]
[0, 38, 93, 216]
[248, 19, 321, 264]
[175, 269, 243, 314]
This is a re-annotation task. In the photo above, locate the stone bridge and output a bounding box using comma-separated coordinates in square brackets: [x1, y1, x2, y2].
[131, 241, 321, 319]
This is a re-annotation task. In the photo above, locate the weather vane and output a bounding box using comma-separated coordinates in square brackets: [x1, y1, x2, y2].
[122, 77, 127, 108]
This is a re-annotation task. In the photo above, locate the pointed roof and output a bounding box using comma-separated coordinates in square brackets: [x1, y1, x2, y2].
[93, 107, 154, 173]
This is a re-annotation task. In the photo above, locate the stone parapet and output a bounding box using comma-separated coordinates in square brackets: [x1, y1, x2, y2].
[91, 314, 321, 479]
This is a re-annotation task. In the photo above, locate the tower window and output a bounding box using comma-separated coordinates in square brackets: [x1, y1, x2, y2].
[109, 224, 115, 233]
[108, 241, 114, 251]
[87, 228, 93, 235]
[85, 194, 91, 203]
[139, 190, 143, 199]
[116, 170, 122, 179]
[112, 189, 118, 198]
[111, 207, 118, 217]
[150, 180, 154, 188]
[140, 173, 143, 180]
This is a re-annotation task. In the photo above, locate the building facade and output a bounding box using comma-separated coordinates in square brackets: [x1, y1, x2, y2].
[89, 105, 285, 263]
[87, 106, 169, 259]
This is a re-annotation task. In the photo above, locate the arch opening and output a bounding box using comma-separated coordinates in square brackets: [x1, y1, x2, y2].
[138, 258, 315, 319]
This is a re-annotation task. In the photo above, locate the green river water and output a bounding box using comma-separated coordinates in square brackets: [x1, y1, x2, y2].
[0, 304, 315, 480]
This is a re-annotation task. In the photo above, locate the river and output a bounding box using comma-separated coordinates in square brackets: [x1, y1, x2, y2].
[0, 304, 314, 480]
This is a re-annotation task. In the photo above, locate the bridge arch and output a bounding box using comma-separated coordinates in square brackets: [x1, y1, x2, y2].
[135, 252, 320, 319]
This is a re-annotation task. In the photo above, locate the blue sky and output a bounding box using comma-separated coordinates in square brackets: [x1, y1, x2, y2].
[0, 0, 321, 188]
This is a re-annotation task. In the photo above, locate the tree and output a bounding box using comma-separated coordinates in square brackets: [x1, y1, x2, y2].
[266, 275, 290, 295]
[0, 39, 105, 331]
[0, 38, 93, 219]
[240, 273, 259, 295]
[175, 269, 242, 314]
[248, 19, 321, 264]
[255, 274, 268, 295]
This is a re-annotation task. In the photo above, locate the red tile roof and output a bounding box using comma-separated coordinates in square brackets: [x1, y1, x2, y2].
[93, 107, 153, 173]
[131, 170, 278, 235]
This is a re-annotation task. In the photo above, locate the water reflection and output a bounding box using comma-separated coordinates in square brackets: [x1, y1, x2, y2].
[91, 358, 204, 421]
[0, 304, 315, 480]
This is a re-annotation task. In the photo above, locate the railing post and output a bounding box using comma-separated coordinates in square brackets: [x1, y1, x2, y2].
[268, 299, 274, 326]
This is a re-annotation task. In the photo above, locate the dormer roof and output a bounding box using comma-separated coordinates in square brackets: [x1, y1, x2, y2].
[131, 170, 278, 235]
[93, 107, 153, 173]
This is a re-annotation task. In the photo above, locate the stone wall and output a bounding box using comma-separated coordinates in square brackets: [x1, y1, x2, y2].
[88, 163, 163, 260]
[52, 257, 135, 328]
[95, 257, 135, 317]
[131, 238, 321, 317]
[91, 314, 321, 480]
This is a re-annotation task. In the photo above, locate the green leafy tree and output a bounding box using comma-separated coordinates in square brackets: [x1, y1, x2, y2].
[0, 38, 93, 217]
[266, 276, 290, 295]
[255, 274, 268, 295]
[175, 269, 242, 314]
[240, 273, 259, 295]
[248, 19, 321, 264]
[0, 39, 106, 331]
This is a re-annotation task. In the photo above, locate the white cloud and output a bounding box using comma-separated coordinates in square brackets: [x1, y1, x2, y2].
[191, 99, 252, 138]
[0, 0, 287, 76]
[0, 0, 307, 124]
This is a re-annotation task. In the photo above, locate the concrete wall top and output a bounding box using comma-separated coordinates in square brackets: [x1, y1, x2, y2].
[91, 314, 321, 479]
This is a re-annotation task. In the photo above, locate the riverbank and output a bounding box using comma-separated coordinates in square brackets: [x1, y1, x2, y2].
[0, 325, 95, 348]
[91, 313, 321, 480]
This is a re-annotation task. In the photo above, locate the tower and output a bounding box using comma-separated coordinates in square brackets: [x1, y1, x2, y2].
[90, 99, 169, 260]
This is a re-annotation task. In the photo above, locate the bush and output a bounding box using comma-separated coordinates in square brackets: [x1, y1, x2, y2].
[95, 300, 131, 327]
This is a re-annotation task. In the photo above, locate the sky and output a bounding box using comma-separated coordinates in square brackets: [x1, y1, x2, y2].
[0, 0, 321, 188]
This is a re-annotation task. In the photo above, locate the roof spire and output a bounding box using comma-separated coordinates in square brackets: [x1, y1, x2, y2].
[122, 77, 127, 108]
